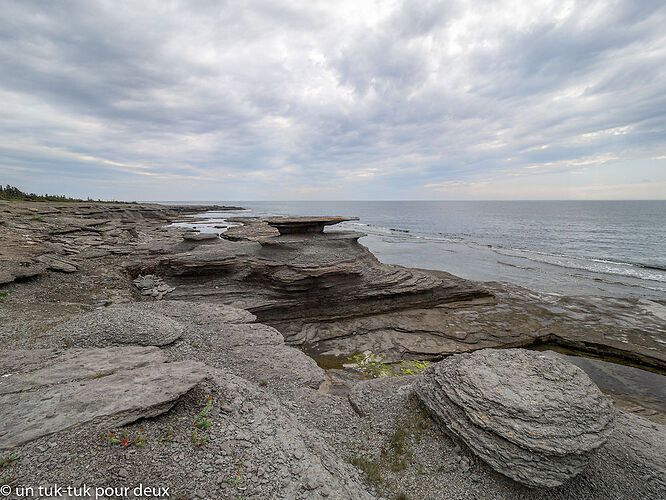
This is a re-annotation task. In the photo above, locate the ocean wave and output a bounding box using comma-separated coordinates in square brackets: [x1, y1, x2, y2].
[493, 248, 666, 284]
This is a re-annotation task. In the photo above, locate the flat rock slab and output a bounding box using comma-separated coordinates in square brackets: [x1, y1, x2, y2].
[0, 346, 208, 449]
[183, 231, 219, 241]
[266, 216, 359, 234]
[46, 304, 185, 347]
[139, 300, 256, 325]
[415, 348, 616, 488]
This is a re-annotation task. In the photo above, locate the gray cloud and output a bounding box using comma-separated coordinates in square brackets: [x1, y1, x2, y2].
[0, 0, 665, 200]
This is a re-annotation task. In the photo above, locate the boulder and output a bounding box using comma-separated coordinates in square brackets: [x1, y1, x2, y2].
[46, 304, 184, 347]
[415, 348, 616, 488]
[0, 346, 207, 449]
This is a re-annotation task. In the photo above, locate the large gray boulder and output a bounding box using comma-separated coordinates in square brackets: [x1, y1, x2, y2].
[415, 348, 616, 488]
[46, 304, 185, 347]
[0, 346, 208, 449]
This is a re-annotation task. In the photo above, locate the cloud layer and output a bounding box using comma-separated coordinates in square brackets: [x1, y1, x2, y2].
[1, 0, 665, 200]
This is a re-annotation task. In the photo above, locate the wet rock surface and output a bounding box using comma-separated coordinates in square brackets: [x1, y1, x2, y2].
[415, 348, 617, 487]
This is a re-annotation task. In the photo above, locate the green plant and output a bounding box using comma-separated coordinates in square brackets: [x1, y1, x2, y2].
[158, 426, 175, 442]
[193, 397, 212, 429]
[397, 360, 430, 376]
[94, 370, 115, 379]
[222, 461, 245, 488]
[191, 396, 213, 446]
[106, 428, 148, 447]
[346, 352, 392, 378]
[345, 352, 430, 378]
[347, 456, 382, 488]
[0, 454, 19, 468]
[0, 291, 6, 302]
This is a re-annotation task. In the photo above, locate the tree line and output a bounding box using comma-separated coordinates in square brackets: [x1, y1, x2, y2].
[0, 184, 131, 203]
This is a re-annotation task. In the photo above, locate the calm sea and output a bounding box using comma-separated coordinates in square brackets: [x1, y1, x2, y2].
[169, 201, 666, 300]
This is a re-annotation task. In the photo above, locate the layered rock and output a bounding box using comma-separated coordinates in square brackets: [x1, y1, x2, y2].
[0, 346, 207, 449]
[144, 229, 491, 343]
[415, 348, 616, 488]
[266, 216, 358, 234]
[0, 200, 237, 285]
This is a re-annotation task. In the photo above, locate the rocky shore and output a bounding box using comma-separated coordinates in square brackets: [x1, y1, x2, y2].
[1, 201, 664, 499]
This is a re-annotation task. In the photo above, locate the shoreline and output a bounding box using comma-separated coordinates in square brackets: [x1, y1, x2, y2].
[1, 200, 665, 499]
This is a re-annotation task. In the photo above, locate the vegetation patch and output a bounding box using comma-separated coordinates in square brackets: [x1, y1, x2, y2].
[0, 454, 19, 468]
[348, 398, 434, 494]
[191, 396, 213, 446]
[345, 351, 431, 378]
[106, 428, 148, 447]
[347, 455, 382, 488]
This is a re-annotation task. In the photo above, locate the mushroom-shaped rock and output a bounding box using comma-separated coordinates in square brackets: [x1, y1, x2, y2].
[46, 304, 185, 347]
[414, 348, 616, 488]
[265, 216, 359, 235]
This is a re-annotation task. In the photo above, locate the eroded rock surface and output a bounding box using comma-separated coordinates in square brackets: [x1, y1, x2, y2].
[148, 230, 490, 336]
[0, 346, 207, 449]
[415, 348, 617, 487]
[44, 304, 185, 347]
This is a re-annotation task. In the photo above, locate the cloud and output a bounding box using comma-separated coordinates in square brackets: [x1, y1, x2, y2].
[0, 0, 664, 200]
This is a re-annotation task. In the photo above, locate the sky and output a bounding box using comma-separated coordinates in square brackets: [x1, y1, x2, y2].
[1, 0, 665, 201]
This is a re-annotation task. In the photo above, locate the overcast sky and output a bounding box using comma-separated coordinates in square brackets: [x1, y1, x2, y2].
[1, 0, 665, 200]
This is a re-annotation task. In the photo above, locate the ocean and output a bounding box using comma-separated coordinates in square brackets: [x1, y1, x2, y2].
[170, 200, 666, 301]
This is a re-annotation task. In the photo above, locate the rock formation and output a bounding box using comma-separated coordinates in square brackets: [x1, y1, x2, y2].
[146, 229, 491, 340]
[415, 348, 617, 488]
[44, 304, 185, 347]
[0, 346, 207, 449]
[266, 216, 359, 234]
